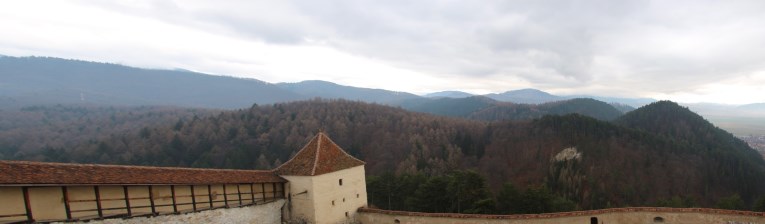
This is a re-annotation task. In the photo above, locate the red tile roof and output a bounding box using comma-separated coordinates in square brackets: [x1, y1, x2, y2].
[276, 132, 365, 176]
[0, 160, 285, 185]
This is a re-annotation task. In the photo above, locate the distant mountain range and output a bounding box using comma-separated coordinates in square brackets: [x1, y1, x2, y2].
[484, 88, 565, 104]
[276, 80, 419, 104]
[1, 56, 763, 135]
[424, 88, 654, 108]
[0, 56, 655, 109]
[740, 103, 765, 110]
[0, 56, 303, 109]
[424, 91, 474, 98]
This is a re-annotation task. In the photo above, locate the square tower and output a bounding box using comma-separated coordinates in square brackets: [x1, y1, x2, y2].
[276, 132, 367, 224]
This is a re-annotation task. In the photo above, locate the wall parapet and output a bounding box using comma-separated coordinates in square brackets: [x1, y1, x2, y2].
[0, 160, 288, 223]
[358, 207, 765, 219]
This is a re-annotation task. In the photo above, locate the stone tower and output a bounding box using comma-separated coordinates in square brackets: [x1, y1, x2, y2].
[276, 132, 367, 224]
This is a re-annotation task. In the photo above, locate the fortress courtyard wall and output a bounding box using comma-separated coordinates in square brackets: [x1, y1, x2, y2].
[358, 207, 765, 224]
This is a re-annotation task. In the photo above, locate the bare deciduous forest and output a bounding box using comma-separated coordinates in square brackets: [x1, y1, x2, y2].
[1, 100, 764, 212]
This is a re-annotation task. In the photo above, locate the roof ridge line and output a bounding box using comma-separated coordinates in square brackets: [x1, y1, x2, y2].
[311, 133, 322, 175]
[0, 160, 274, 173]
[321, 133, 365, 164]
[273, 134, 314, 172]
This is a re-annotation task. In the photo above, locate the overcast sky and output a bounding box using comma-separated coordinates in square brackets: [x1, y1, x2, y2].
[1, 0, 764, 104]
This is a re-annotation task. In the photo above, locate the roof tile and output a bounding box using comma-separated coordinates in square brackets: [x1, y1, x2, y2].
[276, 132, 365, 176]
[0, 160, 285, 185]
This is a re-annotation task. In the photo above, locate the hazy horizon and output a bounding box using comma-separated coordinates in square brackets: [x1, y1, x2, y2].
[2, 1, 765, 104]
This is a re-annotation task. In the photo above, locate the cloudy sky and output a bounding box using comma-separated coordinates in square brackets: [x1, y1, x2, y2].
[1, 0, 764, 104]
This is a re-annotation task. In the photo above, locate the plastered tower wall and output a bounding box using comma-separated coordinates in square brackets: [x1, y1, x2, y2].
[283, 165, 368, 224]
[311, 165, 367, 224]
[282, 175, 316, 223]
[275, 132, 368, 224]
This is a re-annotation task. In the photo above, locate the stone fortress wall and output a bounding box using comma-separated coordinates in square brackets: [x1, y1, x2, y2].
[357, 207, 765, 224]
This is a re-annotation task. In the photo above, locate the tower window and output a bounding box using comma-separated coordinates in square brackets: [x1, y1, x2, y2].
[357, 193, 359, 198]
[345, 211, 349, 217]
[332, 200, 335, 206]
[339, 179, 343, 186]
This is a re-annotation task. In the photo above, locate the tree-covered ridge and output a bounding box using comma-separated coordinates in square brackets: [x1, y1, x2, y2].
[0, 99, 763, 210]
[616, 101, 765, 200]
[367, 170, 576, 214]
[397, 96, 497, 117]
[468, 98, 624, 121]
[0, 105, 217, 161]
[368, 170, 765, 214]
[399, 97, 625, 121]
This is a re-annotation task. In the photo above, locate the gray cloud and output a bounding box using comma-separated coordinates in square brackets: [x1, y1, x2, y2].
[7, 0, 765, 102]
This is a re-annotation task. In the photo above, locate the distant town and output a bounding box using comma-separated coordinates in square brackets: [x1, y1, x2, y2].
[741, 135, 765, 158]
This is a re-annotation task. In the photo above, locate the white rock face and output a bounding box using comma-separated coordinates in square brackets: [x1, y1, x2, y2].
[553, 147, 581, 162]
[60, 199, 285, 224]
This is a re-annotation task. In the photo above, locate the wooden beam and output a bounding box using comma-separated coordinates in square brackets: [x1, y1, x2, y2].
[190, 185, 197, 212]
[250, 183, 255, 203]
[207, 185, 213, 208]
[222, 184, 228, 207]
[236, 184, 242, 205]
[148, 185, 156, 214]
[123, 186, 132, 216]
[171, 185, 178, 213]
[94, 186, 103, 218]
[261, 183, 267, 203]
[273, 183, 277, 200]
[62, 186, 72, 220]
[22, 186, 34, 222]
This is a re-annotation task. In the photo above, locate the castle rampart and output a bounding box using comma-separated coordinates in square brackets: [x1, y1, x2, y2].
[0, 160, 285, 223]
[357, 207, 765, 224]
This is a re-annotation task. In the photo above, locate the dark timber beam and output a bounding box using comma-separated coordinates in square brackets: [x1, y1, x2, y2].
[94, 186, 103, 218]
[207, 185, 213, 208]
[191, 185, 197, 212]
[62, 186, 72, 220]
[123, 186, 132, 217]
[261, 183, 267, 203]
[236, 184, 243, 205]
[148, 185, 156, 214]
[250, 183, 255, 203]
[171, 185, 178, 213]
[223, 184, 228, 207]
[22, 186, 33, 222]
[273, 183, 277, 200]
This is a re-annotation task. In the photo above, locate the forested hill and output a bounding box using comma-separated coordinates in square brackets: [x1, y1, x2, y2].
[616, 101, 765, 200]
[468, 98, 624, 121]
[2, 100, 763, 209]
[399, 97, 625, 121]
[617, 101, 755, 151]
[0, 105, 217, 160]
